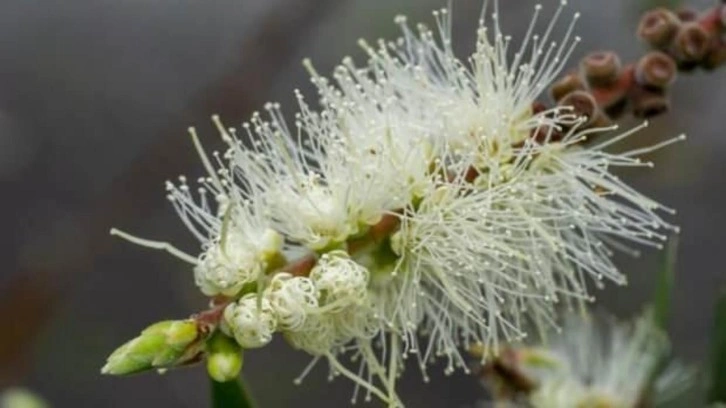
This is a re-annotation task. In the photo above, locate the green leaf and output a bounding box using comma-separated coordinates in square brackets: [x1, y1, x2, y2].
[210, 376, 255, 408]
[652, 235, 678, 331]
[708, 288, 726, 404]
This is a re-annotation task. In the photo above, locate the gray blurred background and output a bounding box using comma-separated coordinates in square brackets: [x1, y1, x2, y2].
[0, 0, 723, 406]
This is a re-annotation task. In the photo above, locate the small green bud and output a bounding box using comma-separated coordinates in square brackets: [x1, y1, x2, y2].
[206, 331, 243, 382]
[0, 387, 49, 408]
[102, 319, 200, 375]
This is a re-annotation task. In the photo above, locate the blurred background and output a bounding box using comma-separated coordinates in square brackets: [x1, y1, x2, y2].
[0, 0, 723, 406]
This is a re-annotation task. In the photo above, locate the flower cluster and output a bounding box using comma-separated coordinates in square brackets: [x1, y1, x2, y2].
[108, 1, 682, 405]
[221, 251, 375, 353]
[480, 313, 693, 407]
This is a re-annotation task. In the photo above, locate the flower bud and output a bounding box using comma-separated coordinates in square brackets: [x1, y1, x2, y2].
[580, 51, 621, 86]
[635, 51, 677, 89]
[223, 294, 277, 348]
[674, 23, 710, 63]
[101, 320, 200, 375]
[0, 388, 48, 408]
[206, 331, 243, 382]
[637, 8, 680, 48]
[549, 73, 585, 102]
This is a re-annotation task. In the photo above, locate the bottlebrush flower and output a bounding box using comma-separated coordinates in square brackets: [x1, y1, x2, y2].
[106, 0, 684, 406]
[303, 0, 680, 381]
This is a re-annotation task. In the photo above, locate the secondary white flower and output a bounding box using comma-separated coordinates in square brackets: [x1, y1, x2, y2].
[223, 294, 278, 349]
[527, 379, 589, 408]
[517, 313, 693, 408]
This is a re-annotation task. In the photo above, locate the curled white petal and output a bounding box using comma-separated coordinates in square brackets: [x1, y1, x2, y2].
[266, 273, 319, 330]
[310, 250, 369, 313]
[194, 227, 283, 296]
[224, 294, 278, 349]
[284, 314, 338, 356]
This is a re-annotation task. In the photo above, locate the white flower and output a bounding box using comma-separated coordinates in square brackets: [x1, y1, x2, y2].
[228, 98, 425, 250]
[109, 0, 684, 405]
[517, 313, 693, 408]
[266, 273, 319, 330]
[325, 0, 681, 379]
[109, 117, 288, 297]
[163, 117, 286, 297]
[223, 294, 278, 349]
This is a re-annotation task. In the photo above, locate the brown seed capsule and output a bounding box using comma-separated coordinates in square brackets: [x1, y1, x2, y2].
[703, 44, 726, 70]
[558, 90, 610, 128]
[635, 51, 677, 89]
[580, 51, 621, 86]
[676, 7, 699, 23]
[550, 73, 585, 102]
[638, 8, 681, 48]
[674, 22, 711, 62]
[589, 65, 634, 115]
[630, 86, 670, 118]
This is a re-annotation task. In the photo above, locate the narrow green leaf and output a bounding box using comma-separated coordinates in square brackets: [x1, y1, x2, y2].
[210, 376, 255, 408]
[707, 289, 726, 403]
[652, 235, 678, 331]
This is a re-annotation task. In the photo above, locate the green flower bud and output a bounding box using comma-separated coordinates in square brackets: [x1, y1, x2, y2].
[206, 331, 243, 382]
[101, 319, 200, 375]
[0, 387, 48, 408]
